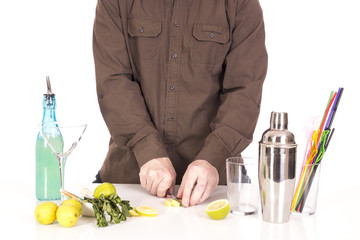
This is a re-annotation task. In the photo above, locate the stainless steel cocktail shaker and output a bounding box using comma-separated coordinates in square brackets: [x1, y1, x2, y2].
[258, 112, 297, 223]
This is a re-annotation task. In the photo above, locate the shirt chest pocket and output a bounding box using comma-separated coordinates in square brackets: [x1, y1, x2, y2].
[127, 18, 161, 60]
[192, 23, 230, 65]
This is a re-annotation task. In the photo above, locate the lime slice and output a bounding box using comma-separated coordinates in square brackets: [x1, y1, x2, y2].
[205, 199, 230, 220]
[135, 206, 158, 217]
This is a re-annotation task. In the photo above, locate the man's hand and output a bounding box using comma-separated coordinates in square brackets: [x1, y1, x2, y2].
[177, 160, 219, 207]
[139, 157, 176, 197]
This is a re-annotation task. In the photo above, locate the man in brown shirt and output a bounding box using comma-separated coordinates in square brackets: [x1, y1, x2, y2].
[93, 0, 267, 207]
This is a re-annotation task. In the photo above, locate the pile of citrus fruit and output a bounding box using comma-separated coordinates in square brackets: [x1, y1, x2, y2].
[35, 198, 82, 227]
[35, 182, 160, 228]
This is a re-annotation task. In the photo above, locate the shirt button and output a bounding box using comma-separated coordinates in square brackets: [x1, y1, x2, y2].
[139, 27, 144, 33]
[170, 84, 175, 90]
[172, 53, 178, 59]
[174, 22, 179, 27]
[210, 32, 215, 38]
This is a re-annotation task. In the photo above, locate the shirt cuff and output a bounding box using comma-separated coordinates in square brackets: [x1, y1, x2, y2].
[195, 129, 252, 173]
[195, 135, 231, 173]
[132, 133, 169, 167]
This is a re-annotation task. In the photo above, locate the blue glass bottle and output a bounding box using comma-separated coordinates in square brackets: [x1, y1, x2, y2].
[35, 79, 64, 200]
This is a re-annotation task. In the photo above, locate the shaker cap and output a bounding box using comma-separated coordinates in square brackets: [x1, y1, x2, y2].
[260, 112, 296, 147]
[271, 112, 288, 130]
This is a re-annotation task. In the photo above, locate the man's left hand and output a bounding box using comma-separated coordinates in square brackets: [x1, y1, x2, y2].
[177, 160, 219, 207]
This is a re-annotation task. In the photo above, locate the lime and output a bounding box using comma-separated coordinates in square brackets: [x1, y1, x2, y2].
[61, 199, 82, 215]
[135, 206, 158, 217]
[205, 199, 230, 220]
[56, 204, 80, 227]
[34, 201, 58, 225]
[93, 182, 116, 199]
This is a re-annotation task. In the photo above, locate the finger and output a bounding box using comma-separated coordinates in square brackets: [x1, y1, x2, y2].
[145, 175, 153, 193]
[150, 175, 163, 196]
[189, 178, 207, 206]
[180, 172, 198, 207]
[169, 182, 175, 195]
[157, 175, 173, 197]
[165, 186, 175, 197]
[177, 170, 190, 199]
[139, 172, 146, 189]
[198, 172, 218, 204]
[177, 180, 185, 199]
[198, 182, 213, 204]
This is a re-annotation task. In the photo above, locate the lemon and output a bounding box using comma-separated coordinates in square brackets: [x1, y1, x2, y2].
[56, 204, 80, 227]
[171, 199, 181, 207]
[93, 182, 116, 199]
[35, 201, 58, 225]
[61, 199, 82, 215]
[135, 206, 158, 217]
[164, 198, 182, 207]
[205, 199, 230, 220]
[129, 209, 140, 217]
[164, 199, 172, 207]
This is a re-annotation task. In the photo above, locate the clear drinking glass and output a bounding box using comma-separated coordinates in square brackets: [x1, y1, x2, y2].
[226, 157, 259, 215]
[40, 121, 87, 200]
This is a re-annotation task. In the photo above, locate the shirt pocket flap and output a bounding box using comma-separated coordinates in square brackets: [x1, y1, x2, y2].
[193, 23, 229, 44]
[128, 18, 161, 37]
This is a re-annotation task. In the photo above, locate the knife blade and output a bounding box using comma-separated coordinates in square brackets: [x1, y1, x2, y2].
[166, 189, 177, 199]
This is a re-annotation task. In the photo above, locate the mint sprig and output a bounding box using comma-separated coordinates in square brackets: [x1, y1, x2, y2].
[84, 193, 133, 227]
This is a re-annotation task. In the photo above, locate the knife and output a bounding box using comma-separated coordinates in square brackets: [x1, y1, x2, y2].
[166, 189, 182, 206]
[166, 189, 177, 199]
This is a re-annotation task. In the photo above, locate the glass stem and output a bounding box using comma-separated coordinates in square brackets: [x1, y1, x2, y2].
[57, 156, 67, 199]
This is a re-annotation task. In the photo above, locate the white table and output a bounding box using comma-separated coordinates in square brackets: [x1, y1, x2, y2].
[1, 182, 358, 240]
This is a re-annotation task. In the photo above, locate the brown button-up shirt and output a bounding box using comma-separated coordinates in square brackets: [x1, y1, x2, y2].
[93, 0, 267, 185]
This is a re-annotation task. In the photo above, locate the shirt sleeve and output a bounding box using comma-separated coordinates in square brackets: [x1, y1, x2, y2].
[195, 0, 268, 171]
[93, 0, 168, 167]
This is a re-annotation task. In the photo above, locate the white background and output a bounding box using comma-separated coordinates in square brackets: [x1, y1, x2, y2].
[0, 0, 358, 198]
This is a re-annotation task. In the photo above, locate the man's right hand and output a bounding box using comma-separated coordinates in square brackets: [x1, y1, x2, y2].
[139, 157, 176, 197]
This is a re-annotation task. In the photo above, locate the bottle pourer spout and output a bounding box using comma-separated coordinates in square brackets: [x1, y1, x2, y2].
[46, 76, 52, 95]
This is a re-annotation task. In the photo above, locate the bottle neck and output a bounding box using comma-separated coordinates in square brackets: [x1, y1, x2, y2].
[42, 108, 57, 122]
[42, 94, 57, 122]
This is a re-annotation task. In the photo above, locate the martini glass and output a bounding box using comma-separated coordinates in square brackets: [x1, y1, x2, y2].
[40, 121, 87, 200]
